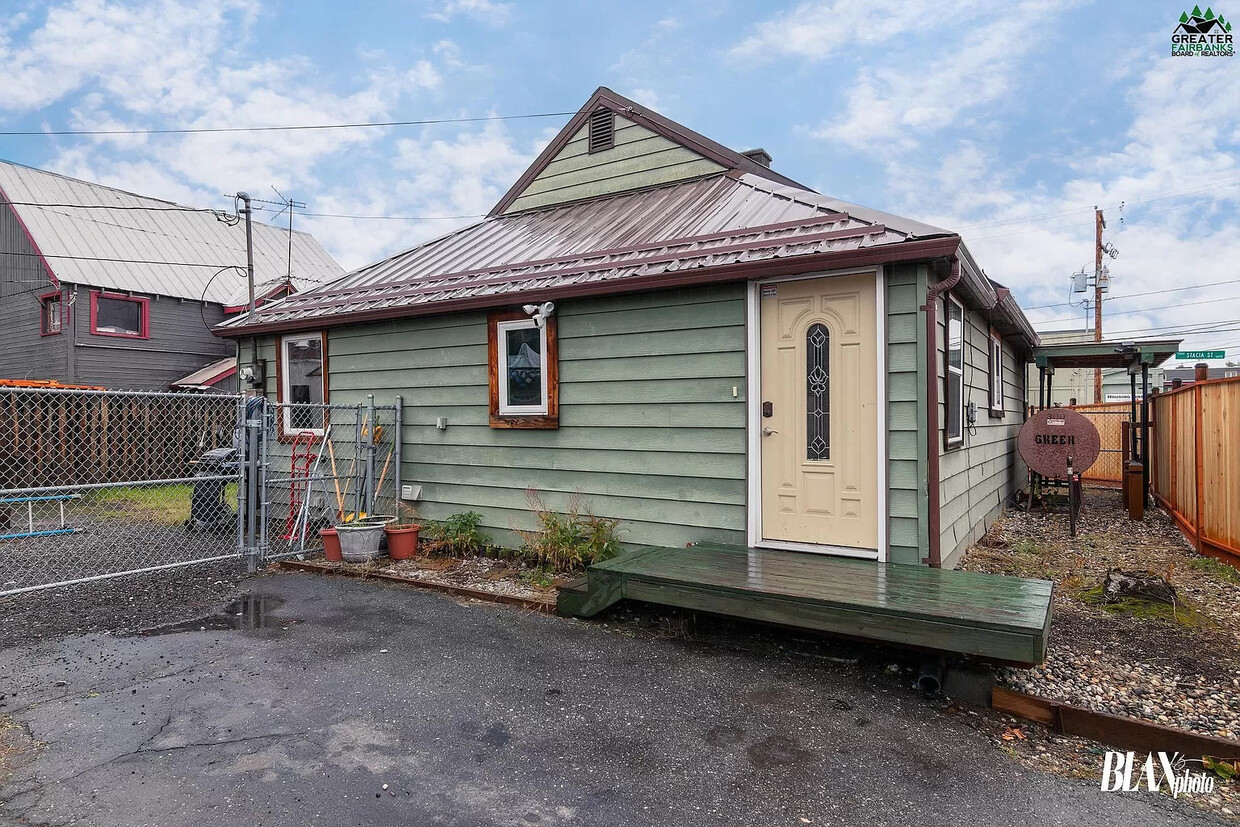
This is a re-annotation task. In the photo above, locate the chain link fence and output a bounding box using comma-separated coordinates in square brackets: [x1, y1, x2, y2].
[1, 388, 402, 596]
[0, 387, 243, 595]
[257, 396, 401, 561]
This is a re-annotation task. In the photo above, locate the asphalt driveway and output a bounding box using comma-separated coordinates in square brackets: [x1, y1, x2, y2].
[0, 573, 1225, 826]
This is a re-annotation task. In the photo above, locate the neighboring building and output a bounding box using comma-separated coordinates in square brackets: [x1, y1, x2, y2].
[0, 161, 344, 391]
[1025, 328, 1165, 406]
[1162, 365, 1240, 389]
[218, 87, 1038, 570]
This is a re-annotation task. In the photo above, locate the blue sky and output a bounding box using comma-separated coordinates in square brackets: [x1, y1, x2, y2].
[2, 0, 1238, 360]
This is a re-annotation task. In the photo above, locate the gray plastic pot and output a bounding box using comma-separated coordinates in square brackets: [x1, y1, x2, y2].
[335, 520, 388, 563]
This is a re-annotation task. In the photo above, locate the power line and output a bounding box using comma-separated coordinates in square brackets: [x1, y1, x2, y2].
[1022, 275, 1240, 311]
[1033, 293, 1240, 326]
[0, 200, 226, 214]
[298, 210, 484, 221]
[0, 111, 576, 137]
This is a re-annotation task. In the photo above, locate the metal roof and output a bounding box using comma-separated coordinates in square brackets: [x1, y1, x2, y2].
[1032, 338, 1184, 369]
[0, 160, 344, 305]
[170, 356, 237, 389]
[218, 172, 960, 334]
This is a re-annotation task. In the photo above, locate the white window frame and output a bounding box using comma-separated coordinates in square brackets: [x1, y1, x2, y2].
[945, 294, 965, 446]
[989, 331, 1004, 414]
[496, 318, 549, 416]
[280, 332, 327, 437]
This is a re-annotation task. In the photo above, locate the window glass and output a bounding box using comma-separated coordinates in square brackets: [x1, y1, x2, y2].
[946, 298, 964, 443]
[505, 326, 544, 408]
[990, 337, 1003, 411]
[96, 296, 143, 335]
[284, 336, 325, 432]
[41, 295, 62, 334]
[806, 323, 830, 461]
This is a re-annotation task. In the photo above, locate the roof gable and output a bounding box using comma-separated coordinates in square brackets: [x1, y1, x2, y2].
[491, 87, 810, 216]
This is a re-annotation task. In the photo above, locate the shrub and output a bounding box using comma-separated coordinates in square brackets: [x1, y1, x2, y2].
[516, 487, 622, 572]
[422, 511, 491, 556]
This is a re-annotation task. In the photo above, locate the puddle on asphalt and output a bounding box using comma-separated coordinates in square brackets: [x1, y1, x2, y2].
[129, 594, 293, 636]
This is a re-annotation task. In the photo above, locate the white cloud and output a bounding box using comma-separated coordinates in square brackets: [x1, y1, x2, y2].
[887, 53, 1240, 352]
[816, 0, 1078, 151]
[731, 0, 978, 61]
[427, 0, 512, 26]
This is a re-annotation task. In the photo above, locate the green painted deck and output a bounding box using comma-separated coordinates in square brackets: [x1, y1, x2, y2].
[558, 543, 1053, 665]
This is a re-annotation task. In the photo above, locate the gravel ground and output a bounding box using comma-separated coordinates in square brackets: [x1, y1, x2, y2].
[0, 559, 252, 649]
[300, 553, 562, 600]
[1, 516, 239, 596]
[961, 488, 1240, 739]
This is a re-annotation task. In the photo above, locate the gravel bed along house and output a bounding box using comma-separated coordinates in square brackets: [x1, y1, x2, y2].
[298, 553, 562, 601]
[962, 487, 1240, 742]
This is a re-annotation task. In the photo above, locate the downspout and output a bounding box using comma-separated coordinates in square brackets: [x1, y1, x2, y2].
[921, 256, 961, 568]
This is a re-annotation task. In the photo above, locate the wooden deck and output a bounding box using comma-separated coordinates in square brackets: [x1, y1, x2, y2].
[558, 543, 1053, 665]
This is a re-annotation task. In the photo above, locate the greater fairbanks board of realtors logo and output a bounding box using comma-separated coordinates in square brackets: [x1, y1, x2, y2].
[1173, 6, 1235, 56]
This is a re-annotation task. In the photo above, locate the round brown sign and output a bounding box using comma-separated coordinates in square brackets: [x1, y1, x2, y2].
[1018, 407, 1102, 479]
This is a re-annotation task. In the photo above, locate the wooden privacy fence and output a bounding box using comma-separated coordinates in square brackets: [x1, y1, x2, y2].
[1070, 401, 1132, 486]
[1150, 377, 1240, 565]
[1, 387, 238, 490]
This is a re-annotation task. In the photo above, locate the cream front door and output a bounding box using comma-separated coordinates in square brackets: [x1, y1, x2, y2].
[759, 273, 879, 551]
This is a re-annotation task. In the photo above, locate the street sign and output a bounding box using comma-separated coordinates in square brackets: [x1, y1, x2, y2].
[1175, 350, 1225, 360]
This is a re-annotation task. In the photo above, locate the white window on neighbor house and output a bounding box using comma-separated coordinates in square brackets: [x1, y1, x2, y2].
[280, 332, 327, 435]
[989, 330, 1004, 416]
[497, 317, 549, 415]
[945, 295, 965, 446]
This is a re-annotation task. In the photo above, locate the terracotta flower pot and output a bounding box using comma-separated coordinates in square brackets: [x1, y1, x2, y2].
[385, 524, 421, 560]
[319, 527, 343, 562]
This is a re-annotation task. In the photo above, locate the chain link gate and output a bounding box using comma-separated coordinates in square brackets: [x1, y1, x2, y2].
[0, 386, 245, 596]
[239, 395, 402, 566]
[1, 387, 402, 596]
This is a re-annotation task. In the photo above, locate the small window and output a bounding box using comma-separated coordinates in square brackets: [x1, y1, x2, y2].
[588, 109, 615, 153]
[806, 322, 830, 461]
[280, 333, 327, 435]
[40, 293, 62, 335]
[988, 331, 1004, 416]
[488, 310, 558, 428]
[945, 295, 964, 446]
[90, 291, 148, 338]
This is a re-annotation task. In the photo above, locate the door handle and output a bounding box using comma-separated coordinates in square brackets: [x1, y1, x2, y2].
[762, 427, 778, 436]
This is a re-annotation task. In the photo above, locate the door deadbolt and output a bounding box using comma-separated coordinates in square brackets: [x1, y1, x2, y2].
[762, 401, 773, 418]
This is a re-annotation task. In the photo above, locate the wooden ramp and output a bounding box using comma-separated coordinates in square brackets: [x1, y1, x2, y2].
[558, 543, 1053, 665]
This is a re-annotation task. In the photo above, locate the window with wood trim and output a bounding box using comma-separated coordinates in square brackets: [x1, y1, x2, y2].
[90, 291, 148, 338]
[40, 293, 62, 335]
[945, 295, 964, 446]
[488, 310, 558, 429]
[587, 108, 615, 153]
[988, 330, 1005, 416]
[279, 332, 328, 435]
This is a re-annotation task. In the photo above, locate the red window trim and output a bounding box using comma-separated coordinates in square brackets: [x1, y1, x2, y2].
[89, 290, 149, 339]
[38, 289, 64, 337]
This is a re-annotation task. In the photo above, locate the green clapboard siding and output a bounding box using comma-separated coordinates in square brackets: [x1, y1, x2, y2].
[503, 116, 725, 214]
[886, 263, 927, 566]
[935, 293, 1026, 568]
[321, 283, 749, 549]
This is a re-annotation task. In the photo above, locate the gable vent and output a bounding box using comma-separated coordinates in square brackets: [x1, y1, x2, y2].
[587, 109, 615, 154]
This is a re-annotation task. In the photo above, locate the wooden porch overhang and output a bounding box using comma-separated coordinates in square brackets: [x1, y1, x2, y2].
[558, 543, 1053, 665]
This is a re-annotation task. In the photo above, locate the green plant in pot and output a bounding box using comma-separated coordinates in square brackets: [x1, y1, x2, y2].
[384, 503, 421, 560]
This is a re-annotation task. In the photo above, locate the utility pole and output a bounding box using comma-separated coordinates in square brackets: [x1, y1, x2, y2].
[237, 192, 256, 316]
[1093, 207, 1105, 403]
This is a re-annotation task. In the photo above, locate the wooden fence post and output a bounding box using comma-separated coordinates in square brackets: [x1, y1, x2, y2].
[1194, 383, 1205, 553]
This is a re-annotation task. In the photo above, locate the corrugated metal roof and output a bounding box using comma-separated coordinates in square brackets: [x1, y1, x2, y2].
[219, 173, 954, 332]
[0, 160, 344, 305]
[170, 356, 236, 389]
